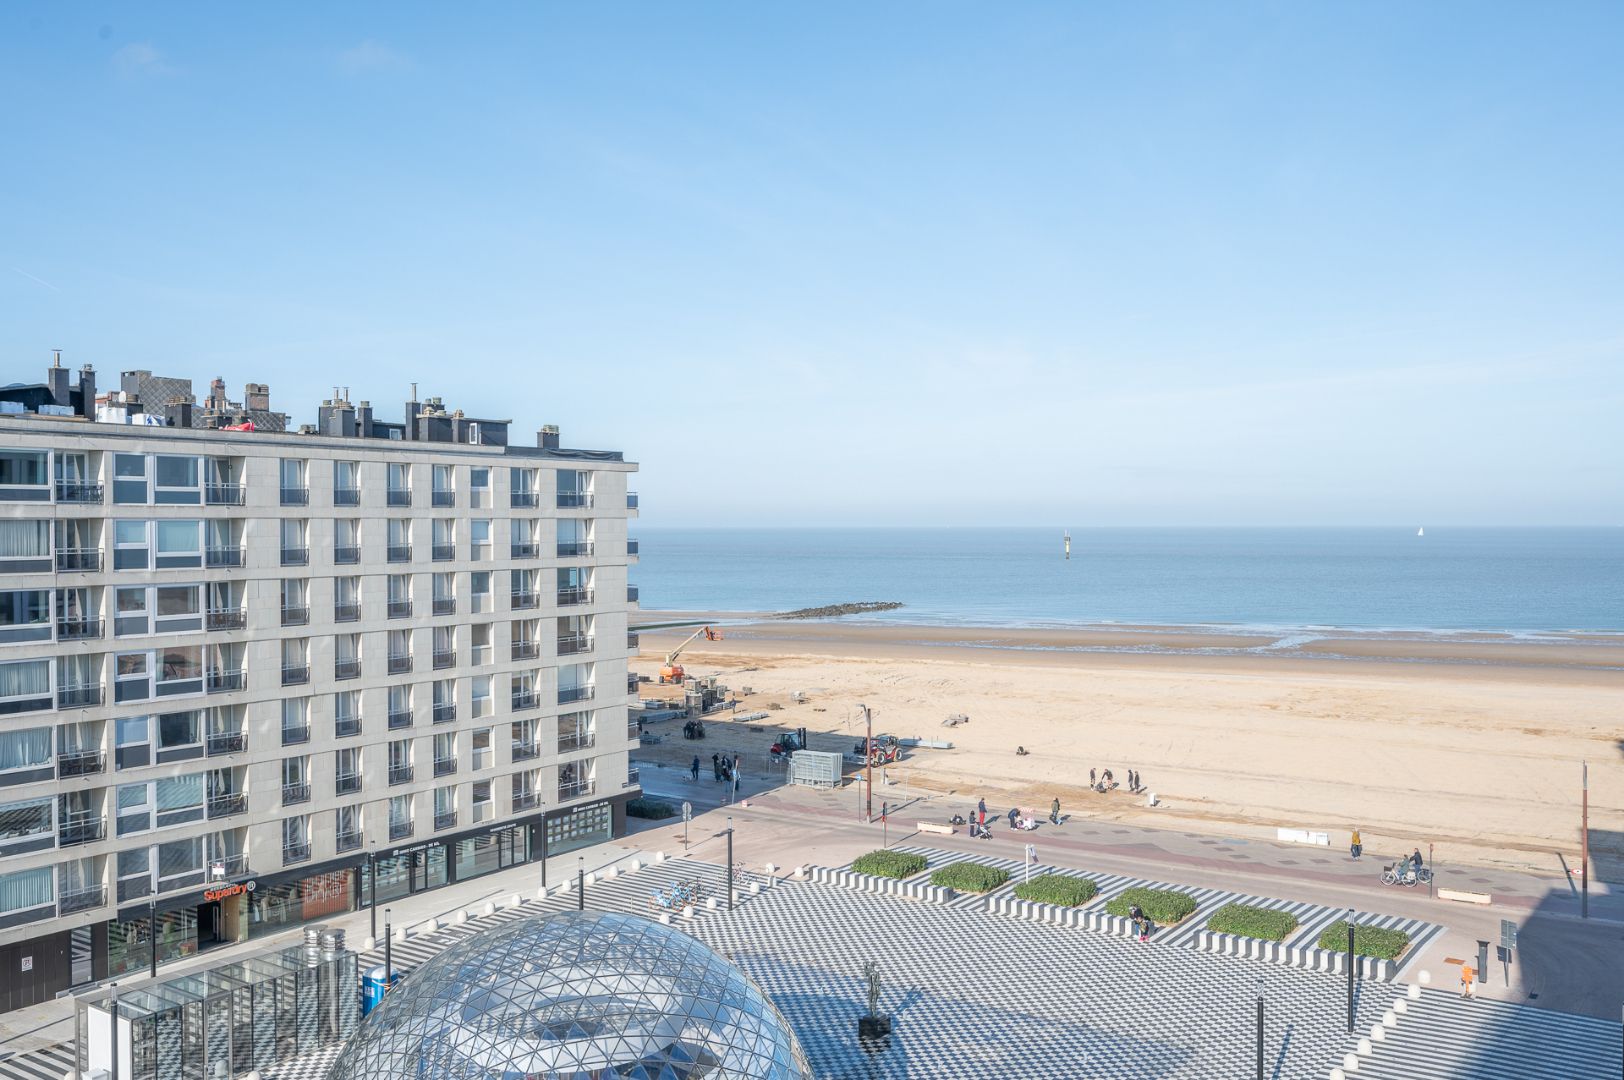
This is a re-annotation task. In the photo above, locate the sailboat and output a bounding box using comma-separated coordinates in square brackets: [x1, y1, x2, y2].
[1064, 530, 1071, 560]
[1417, 527, 1424, 537]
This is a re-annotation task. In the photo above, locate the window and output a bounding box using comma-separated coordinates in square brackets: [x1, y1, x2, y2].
[0, 728, 51, 774]
[154, 520, 202, 568]
[155, 774, 205, 825]
[0, 450, 49, 492]
[117, 717, 150, 748]
[153, 455, 200, 504]
[117, 585, 203, 635]
[112, 453, 149, 504]
[157, 711, 201, 749]
[0, 867, 53, 916]
[472, 728, 492, 770]
[0, 659, 51, 713]
[115, 587, 149, 635]
[333, 460, 360, 505]
[432, 465, 453, 498]
[0, 796, 53, 843]
[335, 690, 360, 733]
[335, 746, 361, 790]
[0, 590, 50, 644]
[469, 467, 489, 508]
[157, 836, 203, 886]
[471, 780, 492, 822]
[387, 462, 410, 492]
[470, 519, 491, 558]
[113, 520, 150, 570]
[471, 675, 492, 718]
[470, 571, 491, 613]
[0, 520, 50, 566]
[471, 622, 491, 665]
[280, 459, 306, 489]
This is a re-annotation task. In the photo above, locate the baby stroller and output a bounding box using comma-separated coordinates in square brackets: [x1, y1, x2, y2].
[970, 818, 993, 840]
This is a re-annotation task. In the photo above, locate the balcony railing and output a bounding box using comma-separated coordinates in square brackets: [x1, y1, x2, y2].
[206, 607, 246, 631]
[388, 708, 413, 730]
[556, 634, 592, 656]
[206, 731, 246, 756]
[335, 715, 361, 738]
[432, 489, 455, 507]
[281, 605, 309, 626]
[205, 546, 245, 569]
[56, 618, 102, 641]
[557, 541, 594, 558]
[282, 782, 311, 805]
[626, 492, 638, 509]
[58, 885, 107, 915]
[433, 702, 456, 724]
[57, 750, 104, 777]
[627, 539, 640, 556]
[334, 601, 361, 623]
[511, 690, 538, 711]
[510, 590, 538, 610]
[434, 809, 457, 831]
[511, 640, 541, 661]
[558, 732, 595, 754]
[334, 545, 361, 564]
[432, 648, 455, 670]
[389, 764, 414, 785]
[387, 544, 412, 563]
[558, 685, 594, 706]
[510, 541, 539, 559]
[558, 780, 595, 802]
[336, 830, 363, 853]
[388, 599, 413, 619]
[57, 684, 103, 709]
[625, 767, 641, 789]
[283, 841, 311, 865]
[557, 587, 593, 607]
[432, 543, 455, 562]
[281, 664, 310, 686]
[336, 772, 362, 795]
[211, 852, 251, 879]
[388, 653, 412, 675]
[432, 596, 457, 616]
[627, 631, 640, 650]
[627, 720, 641, 741]
[510, 491, 540, 509]
[335, 657, 361, 680]
[513, 742, 540, 762]
[55, 480, 104, 503]
[333, 486, 360, 507]
[281, 547, 309, 567]
[281, 724, 311, 746]
[207, 667, 246, 693]
[387, 488, 412, 507]
[513, 790, 542, 812]
[206, 793, 247, 819]
[55, 548, 101, 572]
[433, 757, 457, 778]
[58, 815, 105, 847]
[205, 483, 244, 506]
[557, 491, 594, 509]
[280, 486, 309, 507]
[627, 585, 640, 603]
[389, 819, 413, 841]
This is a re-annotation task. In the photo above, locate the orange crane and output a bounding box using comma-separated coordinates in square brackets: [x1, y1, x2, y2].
[659, 626, 723, 683]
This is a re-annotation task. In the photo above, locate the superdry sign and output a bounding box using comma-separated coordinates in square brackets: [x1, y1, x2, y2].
[204, 881, 255, 902]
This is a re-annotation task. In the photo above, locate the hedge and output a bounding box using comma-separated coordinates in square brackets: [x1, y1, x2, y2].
[929, 863, 1011, 893]
[1012, 874, 1098, 907]
[850, 851, 927, 880]
[1205, 903, 1299, 942]
[1316, 921, 1411, 960]
[626, 798, 676, 820]
[1104, 887, 1198, 925]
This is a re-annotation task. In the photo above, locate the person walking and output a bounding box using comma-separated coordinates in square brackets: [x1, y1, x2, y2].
[1459, 963, 1476, 999]
[712, 753, 721, 782]
[1089, 768, 1097, 790]
[1007, 806, 1021, 829]
[1049, 798, 1061, 825]
[732, 753, 742, 779]
[1129, 903, 1148, 944]
[1350, 829, 1363, 860]
[690, 756, 701, 782]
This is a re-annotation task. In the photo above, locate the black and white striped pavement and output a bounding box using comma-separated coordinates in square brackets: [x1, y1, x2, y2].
[0, 1042, 75, 1080]
[1350, 990, 1622, 1079]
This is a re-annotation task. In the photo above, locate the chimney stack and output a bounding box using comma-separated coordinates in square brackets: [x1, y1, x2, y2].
[77, 365, 96, 418]
[538, 425, 560, 450]
[45, 355, 70, 408]
[244, 383, 270, 411]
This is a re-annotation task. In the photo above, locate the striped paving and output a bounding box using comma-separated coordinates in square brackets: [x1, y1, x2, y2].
[0, 1043, 75, 1080]
[1352, 989, 1622, 1079]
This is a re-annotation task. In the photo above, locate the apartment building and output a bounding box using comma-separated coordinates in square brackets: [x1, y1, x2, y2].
[0, 364, 640, 1012]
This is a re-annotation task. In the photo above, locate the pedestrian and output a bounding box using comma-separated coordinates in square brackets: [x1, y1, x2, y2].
[732, 753, 742, 778]
[1350, 828, 1362, 860]
[1129, 903, 1148, 944]
[712, 753, 721, 782]
[1050, 798, 1061, 825]
[1008, 806, 1020, 829]
[1459, 963, 1475, 999]
[721, 761, 732, 784]
[978, 797, 987, 820]
[1089, 768, 1097, 789]
[1131, 770, 1139, 792]
[690, 756, 701, 782]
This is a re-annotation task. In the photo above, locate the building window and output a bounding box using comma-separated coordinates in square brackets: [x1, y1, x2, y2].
[154, 520, 203, 569]
[111, 454, 150, 504]
[0, 658, 52, 714]
[0, 520, 50, 568]
[113, 520, 151, 570]
[0, 589, 51, 645]
[469, 468, 489, 508]
[545, 801, 612, 856]
[153, 455, 201, 505]
[0, 866, 53, 918]
[0, 796, 53, 845]
[0, 727, 52, 776]
[0, 451, 49, 492]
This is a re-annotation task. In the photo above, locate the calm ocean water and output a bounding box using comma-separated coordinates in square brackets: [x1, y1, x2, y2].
[633, 527, 1624, 634]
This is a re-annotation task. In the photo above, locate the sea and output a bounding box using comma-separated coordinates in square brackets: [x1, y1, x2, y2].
[633, 527, 1624, 636]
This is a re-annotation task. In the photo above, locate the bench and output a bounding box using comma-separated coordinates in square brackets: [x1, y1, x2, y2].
[1437, 888, 1492, 905]
[917, 821, 955, 836]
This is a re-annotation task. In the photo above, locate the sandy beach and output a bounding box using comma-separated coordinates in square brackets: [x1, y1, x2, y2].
[631, 615, 1624, 880]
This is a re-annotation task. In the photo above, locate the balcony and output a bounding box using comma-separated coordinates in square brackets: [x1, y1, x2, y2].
[282, 782, 311, 805]
[625, 767, 641, 789]
[627, 585, 640, 604]
[388, 599, 413, 619]
[206, 731, 246, 756]
[55, 480, 104, 503]
[335, 772, 362, 795]
[512, 742, 540, 762]
[558, 685, 594, 706]
[389, 819, 413, 841]
[627, 539, 639, 556]
[433, 702, 456, 724]
[280, 547, 310, 568]
[335, 657, 361, 680]
[513, 790, 542, 812]
[58, 815, 105, 847]
[434, 809, 457, 831]
[510, 541, 539, 559]
[432, 543, 455, 562]
[207, 667, 246, 693]
[432, 648, 455, 670]
[334, 601, 361, 623]
[558, 780, 595, 802]
[280, 605, 309, 626]
[206, 607, 246, 631]
[283, 841, 312, 865]
[56, 618, 102, 641]
[432, 757, 456, 778]
[557, 541, 594, 558]
[335, 715, 361, 738]
[57, 684, 103, 710]
[57, 750, 104, 777]
[281, 664, 310, 687]
[627, 631, 640, 650]
[510, 590, 538, 611]
[58, 885, 106, 915]
[433, 596, 456, 616]
[388, 652, 412, 675]
[333, 486, 360, 507]
[387, 488, 412, 507]
[558, 732, 595, 754]
[387, 544, 412, 563]
[510, 491, 539, 509]
[626, 492, 639, 510]
[281, 724, 311, 746]
[511, 689, 538, 712]
[206, 546, 245, 569]
[556, 634, 592, 656]
[55, 548, 101, 572]
[389, 764, 414, 785]
[627, 720, 641, 741]
[557, 491, 594, 509]
[281, 486, 310, 507]
[432, 489, 455, 508]
[334, 545, 361, 565]
[557, 587, 593, 607]
[511, 640, 541, 661]
[205, 483, 244, 506]
[388, 708, 413, 730]
[336, 830, 363, 853]
[206, 793, 247, 819]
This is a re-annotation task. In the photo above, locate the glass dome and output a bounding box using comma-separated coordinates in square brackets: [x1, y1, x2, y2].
[326, 910, 813, 1080]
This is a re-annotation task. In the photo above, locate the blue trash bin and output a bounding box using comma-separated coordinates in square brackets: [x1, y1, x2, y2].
[362, 965, 389, 1015]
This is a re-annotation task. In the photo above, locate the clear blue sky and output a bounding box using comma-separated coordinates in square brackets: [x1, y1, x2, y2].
[3, 4, 1620, 526]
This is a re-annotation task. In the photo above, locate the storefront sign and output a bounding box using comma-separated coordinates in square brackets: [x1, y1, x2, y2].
[204, 880, 255, 903]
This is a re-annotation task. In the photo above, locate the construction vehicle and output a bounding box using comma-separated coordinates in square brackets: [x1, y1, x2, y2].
[852, 734, 902, 767]
[659, 626, 723, 684]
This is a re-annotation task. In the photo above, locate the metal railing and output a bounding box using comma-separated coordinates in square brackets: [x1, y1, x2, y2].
[336, 831, 363, 853]
[388, 708, 413, 730]
[627, 720, 641, 741]
[434, 810, 457, 831]
[214, 852, 250, 878]
[335, 657, 361, 680]
[205, 483, 244, 506]
[205, 546, 245, 569]
[510, 541, 539, 558]
[388, 652, 412, 674]
[510, 491, 540, 508]
[281, 782, 311, 805]
[433, 596, 456, 616]
[281, 547, 309, 567]
[387, 488, 412, 507]
[206, 607, 246, 631]
[333, 486, 360, 507]
[208, 667, 246, 693]
[335, 772, 362, 795]
[512, 742, 540, 762]
[432, 543, 455, 561]
[280, 486, 309, 507]
[510, 590, 538, 610]
[56, 618, 102, 641]
[55, 480, 104, 503]
[387, 544, 412, 563]
[558, 685, 594, 705]
[433, 702, 456, 724]
[625, 767, 641, 789]
[389, 819, 413, 841]
[388, 764, 414, 785]
[58, 815, 105, 847]
[206, 793, 247, 819]
[280, 605, 309, 626]
[334, 602, 361, 622]
[557, 491, 594, 509]
[57, 684, 102, 709]
[513, 791, 542, 811]
[558, 732, 595, 753]
[58, 885, 106, 915]
[433, 757, 457, 778]
[556, 634, 592, 656]
[511, 690, 538, 711]
[511, 640, 541, 661]
[558, 780, 594, 802]
[557, 541, 594, 558]
[281, 724, 311, 746]
[388, 599, 413, 619]
[55, 548, 101, 572]
[433, 648, 455, 669]
[335, 716, 361, 737]
[206, 731, 246, 755]
[432, 489, 455, 507]
[281, 663, 310, 686]
[557, 587, 593, 607]
[283, 841, 311, 865]
[627, 631, 640, 650]
[627, 492, 638, 509]
[334, 545, 361, 564]
[57, 750, 104, 777]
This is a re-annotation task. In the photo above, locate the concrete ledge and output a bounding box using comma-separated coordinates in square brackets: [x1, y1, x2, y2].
[1437, 888, 1491, 905]
[917, 821, 956, 836]
[809, 865, 954, 904]
[1192, 930, 1395, 981]
[990, 894, 1134, 935]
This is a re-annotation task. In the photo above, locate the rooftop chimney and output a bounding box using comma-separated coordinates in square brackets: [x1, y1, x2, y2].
[244, 383, 270, 411]
[77, 365, 96, 418]
[538, 426, 560, 449]
[45, 356, 69, 408]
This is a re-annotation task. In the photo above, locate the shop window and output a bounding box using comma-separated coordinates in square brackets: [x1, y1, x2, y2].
[545, 801, 612, 856]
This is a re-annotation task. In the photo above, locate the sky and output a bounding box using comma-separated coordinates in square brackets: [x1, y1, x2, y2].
[2, 4, 1621, 526]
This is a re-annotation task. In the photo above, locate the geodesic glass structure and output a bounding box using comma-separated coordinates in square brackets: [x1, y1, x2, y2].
[325, 910, 813, 1079]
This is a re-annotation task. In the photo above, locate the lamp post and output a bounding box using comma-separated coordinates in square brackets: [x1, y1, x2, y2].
[1581, 760, 1589, 919]
[860, 704, 874, 823]
[1255, 977, 1265, 1080]
[368, 843, 377, 942]
[577, 856, 585, 911]
[383, 908, 392, 989]
[882, 803, 888, 849]
[726, 815, 735, 911]
[1345, 908, 1356, 1033]
[148, 899, 158, 978]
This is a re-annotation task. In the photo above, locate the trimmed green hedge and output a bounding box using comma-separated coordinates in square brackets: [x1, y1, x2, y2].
[851, 850, 927, 879]
[1104, 887, 1198, 925]
[929, 863, 1011, 893]
[1206, 903, 1299, 942]
[626, 798, 676, 820]
[1012, 874, 1098, 907]
[1316, 921, 1411, 960]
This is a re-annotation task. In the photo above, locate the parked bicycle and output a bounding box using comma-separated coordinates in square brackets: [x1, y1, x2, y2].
[648, 878, 706, 912]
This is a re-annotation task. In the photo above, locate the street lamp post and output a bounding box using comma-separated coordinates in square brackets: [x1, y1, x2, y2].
[148, 899, 158, 978]
[726, 816, 735, 911]
[1255, 977, 1265, 1080]
[1581, 760, 1590, 919]
[383, 908, 392, 989]
[1345, 908, 1356, 1033]
[109, 983, 119, 1080]
[368, 844, 377, 942]
[577, 856, 585, 911]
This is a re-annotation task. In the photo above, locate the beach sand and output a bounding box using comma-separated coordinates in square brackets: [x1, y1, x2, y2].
[631, 617, 1624, 880]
